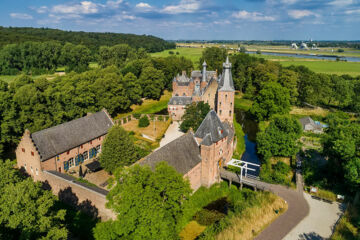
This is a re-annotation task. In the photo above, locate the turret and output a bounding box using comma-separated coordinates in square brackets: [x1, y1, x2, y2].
[201, 61, 208, 90]
[217, 56, 235, 124]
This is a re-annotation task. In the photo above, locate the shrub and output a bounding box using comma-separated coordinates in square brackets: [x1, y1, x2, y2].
[166, 116, 170, 121]
[158, 115, 163, 121]
[128, 115, 132, 121]
[122, 118, 127, 124]
[194, 209, 226, 226]
[168, 50, 174, 55]
[176, 51, 179, 55]
[133, 113, 141, 119]
[149, 114, 155, 120]
[273, 161, 291, 175]
[138, 116, 150, 128]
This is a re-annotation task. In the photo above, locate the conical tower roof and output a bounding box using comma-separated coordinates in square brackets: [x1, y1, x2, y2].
[219, 56, 235, 92]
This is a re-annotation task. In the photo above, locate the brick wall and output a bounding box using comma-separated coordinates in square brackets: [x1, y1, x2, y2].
[201, 80, 218, 110]
[41, 171, 116, 221]
[217, 91, 234, 123]
[168, 104, 186, 121]
[184, 162, 202, 191]
[172, 84, 194, 97]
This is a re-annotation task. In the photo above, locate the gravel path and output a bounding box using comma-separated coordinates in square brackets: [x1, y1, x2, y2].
[159, 121, 184, 148]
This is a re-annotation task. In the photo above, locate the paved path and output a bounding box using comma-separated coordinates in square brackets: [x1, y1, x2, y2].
[220, 170, 310, 240]
[254, 172, 310, 240]
[159, 121, 184, 148]
[283, 193, 344, 240]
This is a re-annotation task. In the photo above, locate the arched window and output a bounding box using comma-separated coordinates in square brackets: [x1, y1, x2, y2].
[225, 94, 227, 101]
[220, 110, 222, 115]
[229, 110, 232, 116]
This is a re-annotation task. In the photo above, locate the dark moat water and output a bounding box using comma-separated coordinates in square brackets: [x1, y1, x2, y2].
[235, 108, 261, 176]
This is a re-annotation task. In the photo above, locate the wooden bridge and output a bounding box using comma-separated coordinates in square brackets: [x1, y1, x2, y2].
[220, 168, 271, 191]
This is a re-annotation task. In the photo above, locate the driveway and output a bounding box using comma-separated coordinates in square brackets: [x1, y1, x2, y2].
[159, 121, 184, 148]
[254, 173, 310, 240]
[283, 193, 345, 240]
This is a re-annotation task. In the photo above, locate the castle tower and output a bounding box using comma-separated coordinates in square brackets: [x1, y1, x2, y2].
[217, 57, 235, 124]
[201, 61, 207, 90]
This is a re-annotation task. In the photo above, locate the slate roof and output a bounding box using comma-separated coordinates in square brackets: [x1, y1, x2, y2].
[31, 110, 113, 161]
[299, 116, 322, 130]
[168, 96, 192, 105]
[195, 110, 228, 146]
[139, 132, 201, 175]
[85, 161, 102, 172]
[219, 57, 235, 92]
[223, 122, 234, 144]
[191, 70, 202, 78]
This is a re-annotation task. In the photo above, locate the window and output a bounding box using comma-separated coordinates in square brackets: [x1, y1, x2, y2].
[83, 151, 88, 160]
[225, 95, 227, 101]
[24, 164, 27, 170]
[68, 158, 74, 168]
[22, 148, 25, 153]
[230, 102, 232, 107]
[96, 145, 101, 153]
[31, 151, 34, 156]
[80, 145, 83, 149]
[98, 137, 101, 141]
[219, 102, 222, 106]
[220, 110, 222, 115]
[30, 166, 33, 173]
[229, 110, 232, 116]
[67, 150, 70, 155]
[35, 168, 39, 176]
[219, 149, 223, 155]
[56, 155, 60, 161]
[90, 140, 92, 144]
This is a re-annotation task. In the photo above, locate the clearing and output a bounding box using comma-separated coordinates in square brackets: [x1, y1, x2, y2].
[151, 47, 203, 64]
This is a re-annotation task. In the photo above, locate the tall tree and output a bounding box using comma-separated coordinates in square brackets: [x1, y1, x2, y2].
[139, 66, 165, 99]
[180, 102, 210, 133]
[199, 47, 227, 73]
[93, 162, 191, 240]
[99, 125, 139, 173]
[250, 82, 291, 121]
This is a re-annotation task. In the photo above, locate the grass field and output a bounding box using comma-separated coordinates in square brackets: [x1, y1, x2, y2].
[151, 47, 203, 64]
[115, 90, 172, 119]
[152, 45, 360, 76]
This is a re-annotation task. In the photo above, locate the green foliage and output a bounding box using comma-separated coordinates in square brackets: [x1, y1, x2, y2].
[0, 26, 175, 53]
[199, 47, 227, 72]
[139, 66, 165, 99]
[250, 82, 291, 121]
[94, 162, 192, 240]
[194, 209, 226, 226]
[257, 115, 302, 160]
[138, 115, 150, 128]
[233, 115, 246, 158]
[98, 44, 137, 68]
[133, 113, 141, 119]
[180, 102, 211, 133]
[0, 161, 68, 239]
[99, 125, 140, 173]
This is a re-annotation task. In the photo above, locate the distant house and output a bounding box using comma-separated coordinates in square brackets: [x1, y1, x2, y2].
[299, 117, 323, 133]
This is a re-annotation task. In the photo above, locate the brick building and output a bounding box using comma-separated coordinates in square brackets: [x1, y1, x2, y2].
[16, 109, 114, 180]
[143, 57, 236, 190]
[168, 57, 235, 124]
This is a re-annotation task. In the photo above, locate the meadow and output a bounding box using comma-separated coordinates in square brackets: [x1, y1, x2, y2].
[151, 47, 203, 64]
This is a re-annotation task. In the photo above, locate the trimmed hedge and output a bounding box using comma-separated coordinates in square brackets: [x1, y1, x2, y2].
[138, 116, 150, 128]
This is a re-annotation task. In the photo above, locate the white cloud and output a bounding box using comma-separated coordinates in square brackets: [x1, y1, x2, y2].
[36, 6, 48, 14]
[232, 10, 275, 21]
[213, 20, 231, 25]
[136, 2, 152, 9]
[10, 13, 33, 20]
[52, 1, 99, 14]
[329, 0, 354, 7]
[288, 10, 318, 19]
[106, 0, 124, 8]
[345, 8, 360, 14]
[162, 0, 201, 14]
[280, 0, 298, 4]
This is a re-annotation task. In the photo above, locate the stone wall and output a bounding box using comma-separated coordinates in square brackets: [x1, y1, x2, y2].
[115, 114, 169, 125]
[184, 162, 202, 191]
[168, 105, 186, 121]
[42, 170, 116, 221]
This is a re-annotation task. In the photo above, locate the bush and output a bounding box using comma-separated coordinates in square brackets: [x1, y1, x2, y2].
[122, 118, 127, 124]
[133, 113, 141, 119]
[194, 209, 226, 226]
[158, 115, 163, 121]
[168, 50, 174, 55]
[128, 115, 132, 121]
[138, 116, 150, 128]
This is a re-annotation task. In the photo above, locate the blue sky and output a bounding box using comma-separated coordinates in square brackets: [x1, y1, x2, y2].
[1, 0, 360, 40]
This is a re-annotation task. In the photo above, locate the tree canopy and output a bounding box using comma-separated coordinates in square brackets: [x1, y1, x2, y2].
[180, 102, 211, 133]
[99, 125, 139, 173]
[257, 115, 302, 160]
[250, 82, 291, 121]
[0, 160, 68, 240]
[199, 47, 227, 73]
[93, 162, 192, 240]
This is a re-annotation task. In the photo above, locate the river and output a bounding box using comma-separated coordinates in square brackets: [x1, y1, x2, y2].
[235, 108, 261, 176]
[246, 51, 360, 62]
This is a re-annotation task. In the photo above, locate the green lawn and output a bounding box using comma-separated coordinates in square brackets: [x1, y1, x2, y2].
[151, 47, 204, 64]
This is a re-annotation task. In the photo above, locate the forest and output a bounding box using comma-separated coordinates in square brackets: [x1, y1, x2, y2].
[0, 27, 175, 53]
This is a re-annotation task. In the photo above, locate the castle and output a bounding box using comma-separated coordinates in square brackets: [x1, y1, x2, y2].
[168, 56, 235, 124]
[143, 57, 235, 189]
[15, 57, 236, 219]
